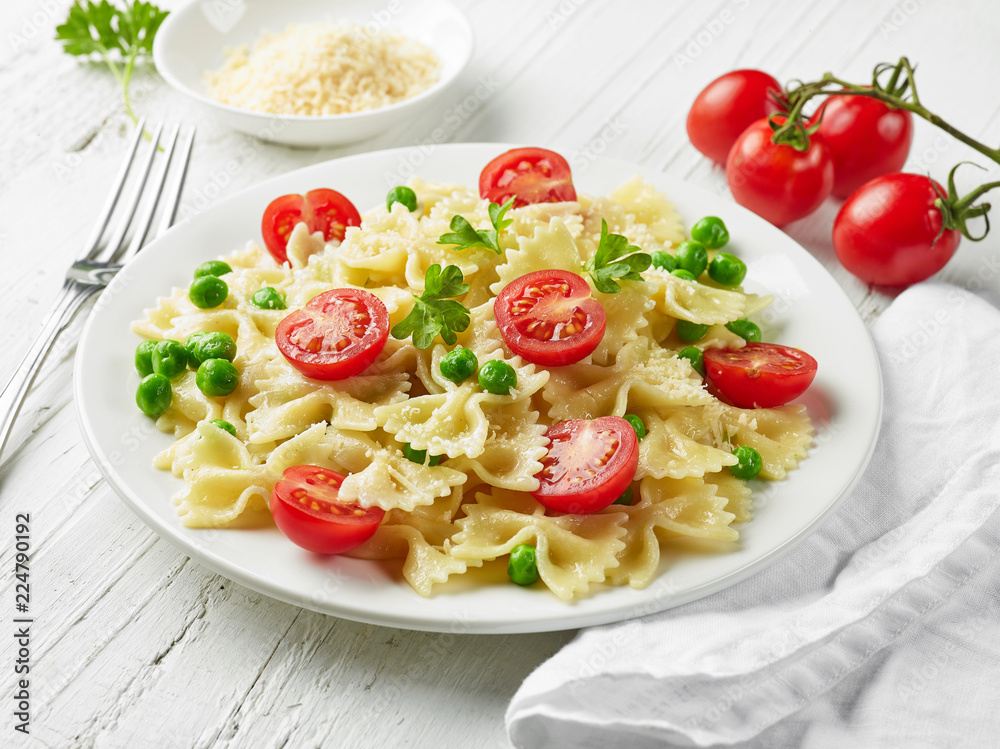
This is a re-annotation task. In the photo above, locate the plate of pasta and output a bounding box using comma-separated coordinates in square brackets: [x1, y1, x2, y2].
[74, 143, 881, 633]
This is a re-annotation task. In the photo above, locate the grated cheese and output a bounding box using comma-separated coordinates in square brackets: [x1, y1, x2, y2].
[205, 22, 441, 116]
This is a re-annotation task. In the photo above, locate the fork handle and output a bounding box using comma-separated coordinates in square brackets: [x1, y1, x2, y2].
[0, 284, 97, 460]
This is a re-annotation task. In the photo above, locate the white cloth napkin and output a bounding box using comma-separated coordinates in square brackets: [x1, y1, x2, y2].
[507, 283, 1000, 749]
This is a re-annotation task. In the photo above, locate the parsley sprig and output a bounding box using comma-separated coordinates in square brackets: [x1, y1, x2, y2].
[582, 219, 652, 294]
[391, 265, 471, 350]
[438, 198, 515, 254]
[55, 1, 169, 128]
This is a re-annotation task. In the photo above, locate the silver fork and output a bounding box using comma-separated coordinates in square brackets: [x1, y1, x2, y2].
[0, 120, 195, 460]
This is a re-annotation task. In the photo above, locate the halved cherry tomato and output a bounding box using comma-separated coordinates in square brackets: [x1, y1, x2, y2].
[261, 189, 362, 264]
[811, 93, 914, 199]
[479, 147, 577, 207]
[276, 288, 389, 380]
[704, 342, 818, 409]
[494, 270, 606, 367]
[271, 465, 385, 554]
[532, 416, 638, 514]
[687, 69, 784, 165]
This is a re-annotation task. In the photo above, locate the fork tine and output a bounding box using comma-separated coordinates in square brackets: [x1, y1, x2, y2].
[155, 126, 196, 238]
[115, 124, 181, 265]
[81, 118, 147, 261]
[97, 123, 164, 261]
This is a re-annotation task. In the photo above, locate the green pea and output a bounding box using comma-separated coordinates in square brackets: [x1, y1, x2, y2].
[210, 419, 237, 438]
[675, 241, 708, 278]
[189, 276, 228, 309]
[193, 260, 233, 279]
[676, 319, 710, 343]
[708, 252, 747, 287]
[478, 360, 517, 395]
[152, 339, 189, 380]
[650, 250, 676, 272]
[623, 414, 645, 440]
[386, 186, 418, 213]
[507, 543, 539, 586]
[136, 373, 171, 417]
[135, 340, 156, 376]
[690, 216, 729, 249]
[402, 442, 441, 466]
[185, 332, 237, 369]
[196, 358, 240, 397]
[250, 287, 286, 310]
[612, 486, 634, 506]
[726, 319, 762, 343]
[671, 269, 697, 282]
[730, 445, 763, 480]
[440, 347, 478, 384]
[677, 346, 705, 376]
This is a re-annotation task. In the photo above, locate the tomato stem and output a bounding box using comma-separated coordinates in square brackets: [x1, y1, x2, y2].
[776, 56, 1000, 240]
[779, 57, 1000, 165]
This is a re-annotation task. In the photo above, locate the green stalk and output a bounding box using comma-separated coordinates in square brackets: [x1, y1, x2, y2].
[781, 69, 1000, 165]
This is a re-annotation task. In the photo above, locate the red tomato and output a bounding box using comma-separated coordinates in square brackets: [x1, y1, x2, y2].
[261, 189, 362, 264]
[479, 147, 577, 207]
[704, 342, 818, 409]
[532, 416, 638, 514]
[812, 93, 914, 199]
[833, 173, 960, 286]
[271, 465, 385, 554]
[687, 69, 784, 165]
[726, 117, 835, 227]
[276, 288, 389, 380]
[494, 270, 606, 367]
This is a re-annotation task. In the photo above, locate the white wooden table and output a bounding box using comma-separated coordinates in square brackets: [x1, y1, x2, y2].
[2, 0, 999, 746]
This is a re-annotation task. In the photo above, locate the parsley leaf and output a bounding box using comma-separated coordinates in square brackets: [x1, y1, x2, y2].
[391, 265, 471, 350]
[582, 219, 652, 294]
[55, 2, 169, 128]
[438, 197, 515, 254]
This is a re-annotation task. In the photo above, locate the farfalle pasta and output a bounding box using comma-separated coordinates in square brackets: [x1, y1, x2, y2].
[132, 175, 813, 601]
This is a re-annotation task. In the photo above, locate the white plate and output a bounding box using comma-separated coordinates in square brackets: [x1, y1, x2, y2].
[153, 0, 474, 147]
[75, 144, 882, 634]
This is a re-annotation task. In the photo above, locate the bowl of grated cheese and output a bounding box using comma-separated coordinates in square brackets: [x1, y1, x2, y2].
[153, 0, 474, 147]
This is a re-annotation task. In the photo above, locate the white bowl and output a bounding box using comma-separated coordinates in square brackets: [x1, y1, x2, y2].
[153, 0, 474, 147]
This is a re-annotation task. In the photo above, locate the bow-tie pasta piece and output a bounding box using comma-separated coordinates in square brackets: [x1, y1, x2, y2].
[451, 490, 628, 601]
[542, 338, 712, 422]
[491, 218, 585, 296]
[607, 475, 738, 588]
[375, 351, 548, 460]
[635, 408, 738, 480]
[247, 356, 411, 443]
[719, 404, 814, 480]
[171, 421, 272, 529]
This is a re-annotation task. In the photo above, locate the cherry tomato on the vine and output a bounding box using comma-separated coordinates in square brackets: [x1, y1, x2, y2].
[494, 269, 606, 367]
[833, 173, 960, 286]
[687, 69, 784, 165]
[726, 117, 835, 227]
[532, 416, 638, 514]
[271, 465, 385, 554]
[812, 93, 914, 199]
[261, 189, 362, 265]
[704, 343, 818, 409]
